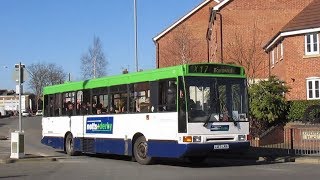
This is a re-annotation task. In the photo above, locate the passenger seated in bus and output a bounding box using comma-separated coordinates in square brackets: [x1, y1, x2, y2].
[92, 102, 97, 114]
[134, 99, 140, 112]
[109, 105, 116, 114]
[115, 99, 126, 113]
[167, 82, 177, 111]
[139, 98, 150, 113]
[96, 103, 103, 114]
[81, 103, 88, 115]
[67, 101, 74, 116]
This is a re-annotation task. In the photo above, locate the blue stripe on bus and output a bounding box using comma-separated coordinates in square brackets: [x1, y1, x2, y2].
[147, 140, 188, 158]
[41, 136, 132, 155]
[41, 136, 250, 158]
[148, 140, 250, 158]
[41, 136, 64, 150]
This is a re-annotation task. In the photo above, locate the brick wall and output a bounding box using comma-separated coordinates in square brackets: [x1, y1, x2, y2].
[284, 122, 320, 149]
[251, 124, 285, 146]
[156, 1, 218, 68]
[156, 0, 313, 79]
[270, 33, 320, 100]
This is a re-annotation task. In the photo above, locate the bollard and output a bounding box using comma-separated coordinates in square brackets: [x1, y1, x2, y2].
[10, 131, 25, 159]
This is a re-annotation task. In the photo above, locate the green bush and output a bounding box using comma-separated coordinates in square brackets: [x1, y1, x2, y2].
[287, 100, 320, 121]
[249, 76, 289, 123]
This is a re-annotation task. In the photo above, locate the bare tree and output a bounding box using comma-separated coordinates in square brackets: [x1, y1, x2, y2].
[28, 63, 66, 110]
[164, 24, 199, 65]
[225, 22, 266, 81]
[81, 36, 107, 79]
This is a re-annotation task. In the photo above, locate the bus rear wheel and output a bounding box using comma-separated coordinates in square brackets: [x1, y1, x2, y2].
[133, 136, 153, 165]
[65, 133, 77, 156]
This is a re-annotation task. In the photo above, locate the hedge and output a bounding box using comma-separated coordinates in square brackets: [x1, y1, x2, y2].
[287, 100, 320, 121]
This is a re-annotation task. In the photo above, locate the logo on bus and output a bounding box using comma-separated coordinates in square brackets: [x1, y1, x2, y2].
[86, 117, 113, 134]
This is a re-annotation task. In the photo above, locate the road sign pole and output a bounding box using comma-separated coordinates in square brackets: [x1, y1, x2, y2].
[11, 62, 25, 159]
[18, 62, 22, 132]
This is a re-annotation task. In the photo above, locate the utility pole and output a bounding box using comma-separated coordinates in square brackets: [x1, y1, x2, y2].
[93, 55, 96, 78]
[18, 62, 22, 132]
[134, 0, 138, 72]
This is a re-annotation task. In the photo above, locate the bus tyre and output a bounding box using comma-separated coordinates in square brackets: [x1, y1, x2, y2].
[65, 133, 77, 156]
[133, 136, 153, 165]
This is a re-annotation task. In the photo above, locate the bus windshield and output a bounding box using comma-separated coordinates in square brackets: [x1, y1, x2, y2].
[184, 76, 248, 123]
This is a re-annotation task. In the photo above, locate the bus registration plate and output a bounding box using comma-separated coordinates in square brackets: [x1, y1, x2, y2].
[214, 144, 229, 150]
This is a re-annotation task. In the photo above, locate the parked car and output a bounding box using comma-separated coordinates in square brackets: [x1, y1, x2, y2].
[22, 110, 31, 117]
[36, 110, 43, 116]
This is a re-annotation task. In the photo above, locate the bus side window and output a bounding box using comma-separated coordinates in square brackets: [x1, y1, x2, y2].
[157, 79, 177, 112]
[62, 92, 75, 116]
[76, 91, 83, 115]
[132, 82, 150, 113]
[49, 95, 54, 117]
[54, 93, 62, 116]
[92, 95, 97, 115]
[80, 90, 90, 115]
[44, 95, 49, 117]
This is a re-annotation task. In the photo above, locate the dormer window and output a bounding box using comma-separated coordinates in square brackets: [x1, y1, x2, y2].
[305, 33, 319, 55]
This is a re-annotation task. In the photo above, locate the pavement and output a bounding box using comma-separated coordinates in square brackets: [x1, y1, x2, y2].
[0, 134, 60, 164]
[0, 116, 60, 164]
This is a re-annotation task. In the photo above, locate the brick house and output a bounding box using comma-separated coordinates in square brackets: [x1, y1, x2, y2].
[264, 0, 320, 101]
[153, 0, 313, 81]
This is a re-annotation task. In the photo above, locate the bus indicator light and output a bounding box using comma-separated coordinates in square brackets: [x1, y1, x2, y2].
[183, 136, 192, 142]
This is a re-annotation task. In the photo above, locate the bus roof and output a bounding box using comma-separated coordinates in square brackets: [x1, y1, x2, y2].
[43, 63, 245, 95]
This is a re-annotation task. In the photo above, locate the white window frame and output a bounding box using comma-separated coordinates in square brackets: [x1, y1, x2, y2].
[276, 45, 279, 63]
[280, 41, 283, 60]
[306, 77, 320, 100]
[271, 50, 275, 67]
[305, 33, 319, 55]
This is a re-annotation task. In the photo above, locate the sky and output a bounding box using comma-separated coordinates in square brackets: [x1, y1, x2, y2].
[0, 0, 204, 92]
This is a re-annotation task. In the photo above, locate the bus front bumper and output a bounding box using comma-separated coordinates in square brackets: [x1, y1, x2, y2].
[147, 140, 250, 158]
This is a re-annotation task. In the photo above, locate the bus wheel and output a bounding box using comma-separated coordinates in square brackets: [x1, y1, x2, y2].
[65, 133, 77, 156]
[133, 136, 153, 165]
[187, 156, 207, 164]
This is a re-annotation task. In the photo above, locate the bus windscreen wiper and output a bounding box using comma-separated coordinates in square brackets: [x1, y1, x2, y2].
[203, 113, 212, 127]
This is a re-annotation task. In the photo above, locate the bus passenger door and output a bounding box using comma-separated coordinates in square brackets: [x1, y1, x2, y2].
[69, 91, 86, 139]
[70, 115, 84, 138]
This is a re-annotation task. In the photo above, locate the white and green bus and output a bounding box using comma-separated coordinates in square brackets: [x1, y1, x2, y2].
[41, 63, 250, 164]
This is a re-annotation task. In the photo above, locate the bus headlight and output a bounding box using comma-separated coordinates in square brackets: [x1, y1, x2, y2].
[193, 136, 201, 142]
[238, 135, 246, 141]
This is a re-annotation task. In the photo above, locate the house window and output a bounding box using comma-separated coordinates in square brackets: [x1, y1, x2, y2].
[271, 50, 275, 67]
[276, 46, 279, 63]
[307, 78, 320, 100]
[280, 42, 283, 60]
[305, 33, 319, 55]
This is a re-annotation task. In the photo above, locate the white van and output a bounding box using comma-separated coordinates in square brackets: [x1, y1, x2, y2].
[0, 107, 6, 117]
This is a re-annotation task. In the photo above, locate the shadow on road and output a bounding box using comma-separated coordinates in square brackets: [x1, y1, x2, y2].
[79, 153, 284, 168]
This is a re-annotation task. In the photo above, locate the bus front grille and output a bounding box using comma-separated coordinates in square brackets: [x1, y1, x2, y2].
[206, 137, 234, 142]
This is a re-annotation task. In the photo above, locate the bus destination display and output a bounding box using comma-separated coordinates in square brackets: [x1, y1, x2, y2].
[188, 64, 241, 75]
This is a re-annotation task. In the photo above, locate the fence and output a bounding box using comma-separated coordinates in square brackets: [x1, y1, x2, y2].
[251, 122, 320, 156]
